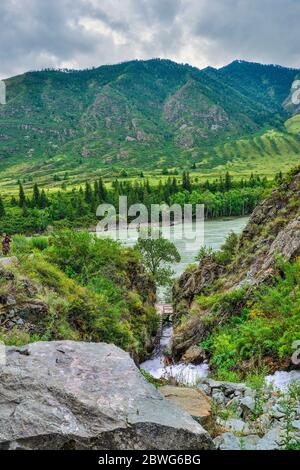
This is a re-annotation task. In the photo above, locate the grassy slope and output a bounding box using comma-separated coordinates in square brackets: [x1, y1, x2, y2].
[0, 59, 299, 188]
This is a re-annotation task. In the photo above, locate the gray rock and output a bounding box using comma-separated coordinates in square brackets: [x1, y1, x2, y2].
[224, 418, 250, 434]
[212, 389, 226, 405]
[244, 387, 257, 399]
[214, 432, 242, 451]
[222, 382, 246, 396]
[240, 396, 256, 413]
[0, 341, 214, 450]
[270, 404, 285, 419]
[240, 434, 261, 450]
[256, 428, 283, 450]
[292, 420, 300, 431]
[197, 383, 211, 395]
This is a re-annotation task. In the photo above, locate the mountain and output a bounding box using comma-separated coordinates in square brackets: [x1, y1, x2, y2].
[0, 59, 299, 185]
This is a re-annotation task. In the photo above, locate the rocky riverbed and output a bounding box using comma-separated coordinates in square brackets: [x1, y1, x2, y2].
[198, 377, 300, 450]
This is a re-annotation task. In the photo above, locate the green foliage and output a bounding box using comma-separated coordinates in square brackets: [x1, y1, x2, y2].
[201, 258, 300, 376]
[135, 229, 181, 286]
[140, 369, 163, 388]
[196, 231, 239, 266]
[0, 195, 5, 217]
[0, 172, 272, 235]
[1, 230, 158, 360]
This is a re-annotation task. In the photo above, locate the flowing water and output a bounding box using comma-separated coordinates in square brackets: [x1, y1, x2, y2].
[139, 216, 249, 386]
[98, 215, 299, 388]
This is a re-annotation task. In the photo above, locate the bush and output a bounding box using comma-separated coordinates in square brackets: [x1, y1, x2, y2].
[201, 259, 300, 376]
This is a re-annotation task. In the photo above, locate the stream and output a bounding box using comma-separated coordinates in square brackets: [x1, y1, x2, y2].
[140, 216, 249, 386]
[98, 215, 300, 389]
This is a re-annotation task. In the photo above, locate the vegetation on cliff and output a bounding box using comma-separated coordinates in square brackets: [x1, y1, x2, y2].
[172, 167, 300, 380]
[0, 231, 158, 361]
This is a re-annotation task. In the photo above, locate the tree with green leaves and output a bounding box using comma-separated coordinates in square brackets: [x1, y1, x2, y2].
[135, 229, 181, 286]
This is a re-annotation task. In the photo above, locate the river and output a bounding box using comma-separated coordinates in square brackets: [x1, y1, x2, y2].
[138, 216, 249, 386]
[103, 216, 249, 278]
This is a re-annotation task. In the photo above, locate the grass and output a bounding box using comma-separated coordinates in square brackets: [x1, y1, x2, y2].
[1, 122, 300, 194]
[285, 114, 300, 134]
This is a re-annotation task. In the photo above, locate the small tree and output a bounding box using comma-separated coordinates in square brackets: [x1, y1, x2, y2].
[0, 195, 5, 218]
[135, 230, 181, 286]
[32, 183, 40, 207]
[19, 182, 26, 207]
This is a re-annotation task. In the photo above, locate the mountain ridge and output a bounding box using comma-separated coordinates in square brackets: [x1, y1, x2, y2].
[0, 58, 299, 186]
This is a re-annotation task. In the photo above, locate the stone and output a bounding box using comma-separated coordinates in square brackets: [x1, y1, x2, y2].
[197, 383, 211, 395]
[159, 385, 211, 425]
[0, 341, 214, 450]
[181, 345, 206, 364]
[256, 428, 283, 450]
[213, 432, 242, 451]
[244, 387, 257, 399]
[224, 419, 250, 434]
[240, 434, 260, 450]
[292, 420, 300, 431]
[0, 257, 18, 267]
[240, 396, 256, 414]
[222, 382, 247, 396]
[212, 389, 226, 405]
[270, 404, 285, 419]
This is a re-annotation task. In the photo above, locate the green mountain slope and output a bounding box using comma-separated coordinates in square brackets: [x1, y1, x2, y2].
[0, 59, 299, 184]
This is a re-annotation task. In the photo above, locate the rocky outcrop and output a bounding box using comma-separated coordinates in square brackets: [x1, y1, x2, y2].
[197, 377, 300, 450]
[172, 169, 300, 361]
[0, 265, 48, 333]
[0, 341, 214, 450]
[172, 255, 222, 324]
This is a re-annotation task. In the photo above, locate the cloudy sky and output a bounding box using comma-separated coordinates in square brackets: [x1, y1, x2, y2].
[0, 0, 299, 79]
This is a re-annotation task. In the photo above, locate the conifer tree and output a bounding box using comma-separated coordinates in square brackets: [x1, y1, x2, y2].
[32, 183, 40, 207]
[19, 182, 26, 207]
[0, 195, 5, 218]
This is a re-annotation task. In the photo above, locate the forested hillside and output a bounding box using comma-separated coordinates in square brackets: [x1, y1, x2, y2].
[0, 59, 299, 186]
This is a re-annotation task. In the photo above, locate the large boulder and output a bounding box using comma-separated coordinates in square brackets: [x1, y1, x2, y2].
[0, 341, 214, 450]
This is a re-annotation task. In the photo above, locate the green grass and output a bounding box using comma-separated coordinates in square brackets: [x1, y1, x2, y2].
[285, 114, 300, 134]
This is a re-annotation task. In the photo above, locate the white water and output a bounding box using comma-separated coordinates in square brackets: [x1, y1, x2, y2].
[140, 324, 209, 386]
[265, 370, 300, 390]
[139, 217, 249, 386]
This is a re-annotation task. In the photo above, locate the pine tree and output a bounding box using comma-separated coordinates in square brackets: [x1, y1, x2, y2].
[39, 190, 48, 209]
[0, 195, 5, 218]
[85, 182, 93, 205]
[182, 171, 192, 192]
[19, 182, 26, 207]
[98, 177, 107, 201]
[225, 172, 232, 191]
[32, 183, 40, 207]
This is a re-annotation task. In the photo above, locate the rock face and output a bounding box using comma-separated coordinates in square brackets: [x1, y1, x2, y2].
[172, 170, 300, 361]
[198, 378, 300, 451]
[0, 341, 214, 450]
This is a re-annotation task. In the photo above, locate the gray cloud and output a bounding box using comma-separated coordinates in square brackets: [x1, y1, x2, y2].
[0, 0, 299, 79]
